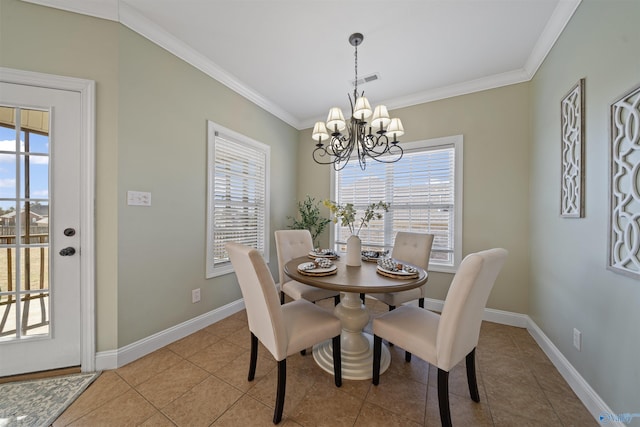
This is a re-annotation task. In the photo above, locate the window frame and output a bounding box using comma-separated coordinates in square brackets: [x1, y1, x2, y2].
[329, 135, 463, 273]
[206, 121, 270, 278]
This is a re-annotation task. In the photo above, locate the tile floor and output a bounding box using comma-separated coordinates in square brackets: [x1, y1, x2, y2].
[53, 298, 597, 426]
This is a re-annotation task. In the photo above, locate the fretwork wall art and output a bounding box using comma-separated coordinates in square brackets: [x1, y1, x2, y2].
[609, 83, 640, 278]
[561, 78, 585, 218]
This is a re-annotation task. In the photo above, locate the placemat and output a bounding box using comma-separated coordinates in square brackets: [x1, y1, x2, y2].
[376, 268, 419, 280]
[297, 268, 338, 277]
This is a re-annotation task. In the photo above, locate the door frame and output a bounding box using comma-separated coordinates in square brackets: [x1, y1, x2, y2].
[0, 67, 96, 372]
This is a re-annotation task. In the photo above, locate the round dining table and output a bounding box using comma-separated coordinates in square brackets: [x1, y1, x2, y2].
[284, 256, 428, 380]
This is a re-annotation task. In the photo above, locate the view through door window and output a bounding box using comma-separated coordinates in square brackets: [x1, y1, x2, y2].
[0, 106, 50, 341]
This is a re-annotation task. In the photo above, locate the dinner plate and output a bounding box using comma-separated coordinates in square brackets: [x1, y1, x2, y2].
[308, 250, 338, 259]
[297, 262, 338, 275]
[376, 265, 418, 276]
[361, 250, 389, 262]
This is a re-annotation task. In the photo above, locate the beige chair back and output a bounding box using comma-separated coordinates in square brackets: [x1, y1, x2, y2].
[391, 231, 435, 270]
[436, 248, 507, 371]
[275, 229, 314, 284]
[225, 242, 288, 361]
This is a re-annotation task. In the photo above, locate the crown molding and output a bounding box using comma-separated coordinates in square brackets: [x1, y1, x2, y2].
[524, 0, 582, 76]
[21, 0, 118, 21]
[21, 0, 582, 131]
[387, 68, 532, 111]
[299, 68, 532, 130]
[20, 0, 300, 128]
[118, 2, 300, 129]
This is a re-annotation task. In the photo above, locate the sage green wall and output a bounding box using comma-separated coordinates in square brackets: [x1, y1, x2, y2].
[1, 0, 120, 352]
[298, 83, 531, 314]
[1, 0, 299, 350]
[117, 26, 298, 346]
[9, 3, 638, 414]
[530, 0, 640, 416]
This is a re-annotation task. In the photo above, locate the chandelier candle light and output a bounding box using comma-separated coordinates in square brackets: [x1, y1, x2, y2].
[312, 33, 404, 171]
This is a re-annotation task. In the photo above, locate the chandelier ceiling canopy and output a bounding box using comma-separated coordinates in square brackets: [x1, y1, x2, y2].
[312, 33, 404, 171]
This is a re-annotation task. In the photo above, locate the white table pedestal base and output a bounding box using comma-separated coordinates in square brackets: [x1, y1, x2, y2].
[312, 292, 390, 380]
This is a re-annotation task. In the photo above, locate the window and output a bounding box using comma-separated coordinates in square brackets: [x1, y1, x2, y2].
[206, 121, 270, 278]
[331, 135, 462, 272]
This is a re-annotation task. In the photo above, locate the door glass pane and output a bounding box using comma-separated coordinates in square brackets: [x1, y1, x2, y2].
[0, 133, 17, 199]
[27, 155, 49, 199]
[20, 291, 49, 337]
[21, 245, 49, 291]
[0, 246, 16, 340]
[0, 107, 50, 341]
[23, 129, 49, 155]
[0, 201, 17, 243]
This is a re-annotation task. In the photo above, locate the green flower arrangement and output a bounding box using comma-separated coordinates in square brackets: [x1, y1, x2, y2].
[323, 200, 390, 236]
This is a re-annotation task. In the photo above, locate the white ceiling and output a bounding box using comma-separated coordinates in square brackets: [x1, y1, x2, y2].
[24, 0, 581, 129]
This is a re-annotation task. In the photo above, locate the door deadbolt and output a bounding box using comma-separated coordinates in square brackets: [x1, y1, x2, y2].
[59, 247, 76, 256]
[63, 228, 76, 237]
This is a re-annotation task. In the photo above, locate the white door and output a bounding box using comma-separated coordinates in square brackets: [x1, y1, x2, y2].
[0, 82, 83, 376]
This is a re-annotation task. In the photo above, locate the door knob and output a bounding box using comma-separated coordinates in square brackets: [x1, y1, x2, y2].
[59, 247, 76, 256]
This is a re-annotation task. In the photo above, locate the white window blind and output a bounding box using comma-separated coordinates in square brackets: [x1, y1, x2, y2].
[207, 121, 270, 278]
[333, 135, 462, 270]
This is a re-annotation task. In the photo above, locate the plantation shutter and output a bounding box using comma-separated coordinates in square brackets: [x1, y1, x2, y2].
[211, 131, 268, 272]
[335, 144, 456, 267]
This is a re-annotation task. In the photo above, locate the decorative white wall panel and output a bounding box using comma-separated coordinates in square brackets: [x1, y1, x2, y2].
[609, 84, 640, 278]
[560, 79, 585, 218]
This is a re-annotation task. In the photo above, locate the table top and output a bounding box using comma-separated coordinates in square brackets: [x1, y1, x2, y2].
[284, 256, 428, 294]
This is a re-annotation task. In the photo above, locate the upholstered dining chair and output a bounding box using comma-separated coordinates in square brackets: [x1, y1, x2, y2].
[369, 231, 434, 310]
[226, 242, 342, 424]
[372, 248, 508, 427]
[275, 229, 341, 306]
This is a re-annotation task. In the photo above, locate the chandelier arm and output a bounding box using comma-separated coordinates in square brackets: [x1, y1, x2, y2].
[359, 132, 404, 161]
[313, 143, 351, 165]
[310, 32, 404, 170]
[366, 143, 404, 164]
[324, 134, 355, 159]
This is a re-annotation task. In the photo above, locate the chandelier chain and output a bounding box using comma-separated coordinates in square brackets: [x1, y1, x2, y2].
[354, 42, 358, 96]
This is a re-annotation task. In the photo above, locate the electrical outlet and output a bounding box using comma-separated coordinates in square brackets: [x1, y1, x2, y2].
[127, 191, 151, 206]
[192, 288, 201, 303]
[573, 328, 581, 351]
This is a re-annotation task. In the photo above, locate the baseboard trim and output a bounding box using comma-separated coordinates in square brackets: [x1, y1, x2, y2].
[526, 319, 622, 426]
[422, 298, 529, 327]
[95, 299, 245, 371]
[424, 297, 610, 425]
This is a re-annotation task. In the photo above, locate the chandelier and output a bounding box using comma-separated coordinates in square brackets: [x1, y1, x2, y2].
[312, 33, 404, 171]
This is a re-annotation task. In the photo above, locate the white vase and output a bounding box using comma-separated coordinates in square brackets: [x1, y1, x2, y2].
[346, 234, 362, 266]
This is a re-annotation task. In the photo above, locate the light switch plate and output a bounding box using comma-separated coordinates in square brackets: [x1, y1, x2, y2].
[127, 191, 151, 206]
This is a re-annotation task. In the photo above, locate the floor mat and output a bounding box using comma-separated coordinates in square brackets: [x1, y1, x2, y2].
[0, 371, 101, 426]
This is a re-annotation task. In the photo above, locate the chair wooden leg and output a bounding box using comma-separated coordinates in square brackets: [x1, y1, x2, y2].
[332, 335, 342, 387]
[466, 348, 480, 402]
[360, 293, 365, 304]
[405, 351, 412, 362]
[372, 335, 382, 385]
[387, 306, 395, 346]
[248, 333, 258, 381]
[334, 295, 340, 306]
[419, 297, 425, 308]
[274, 359, 286, 424]
[280, 292, 285, 305]
[437, 368, 452, 427]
